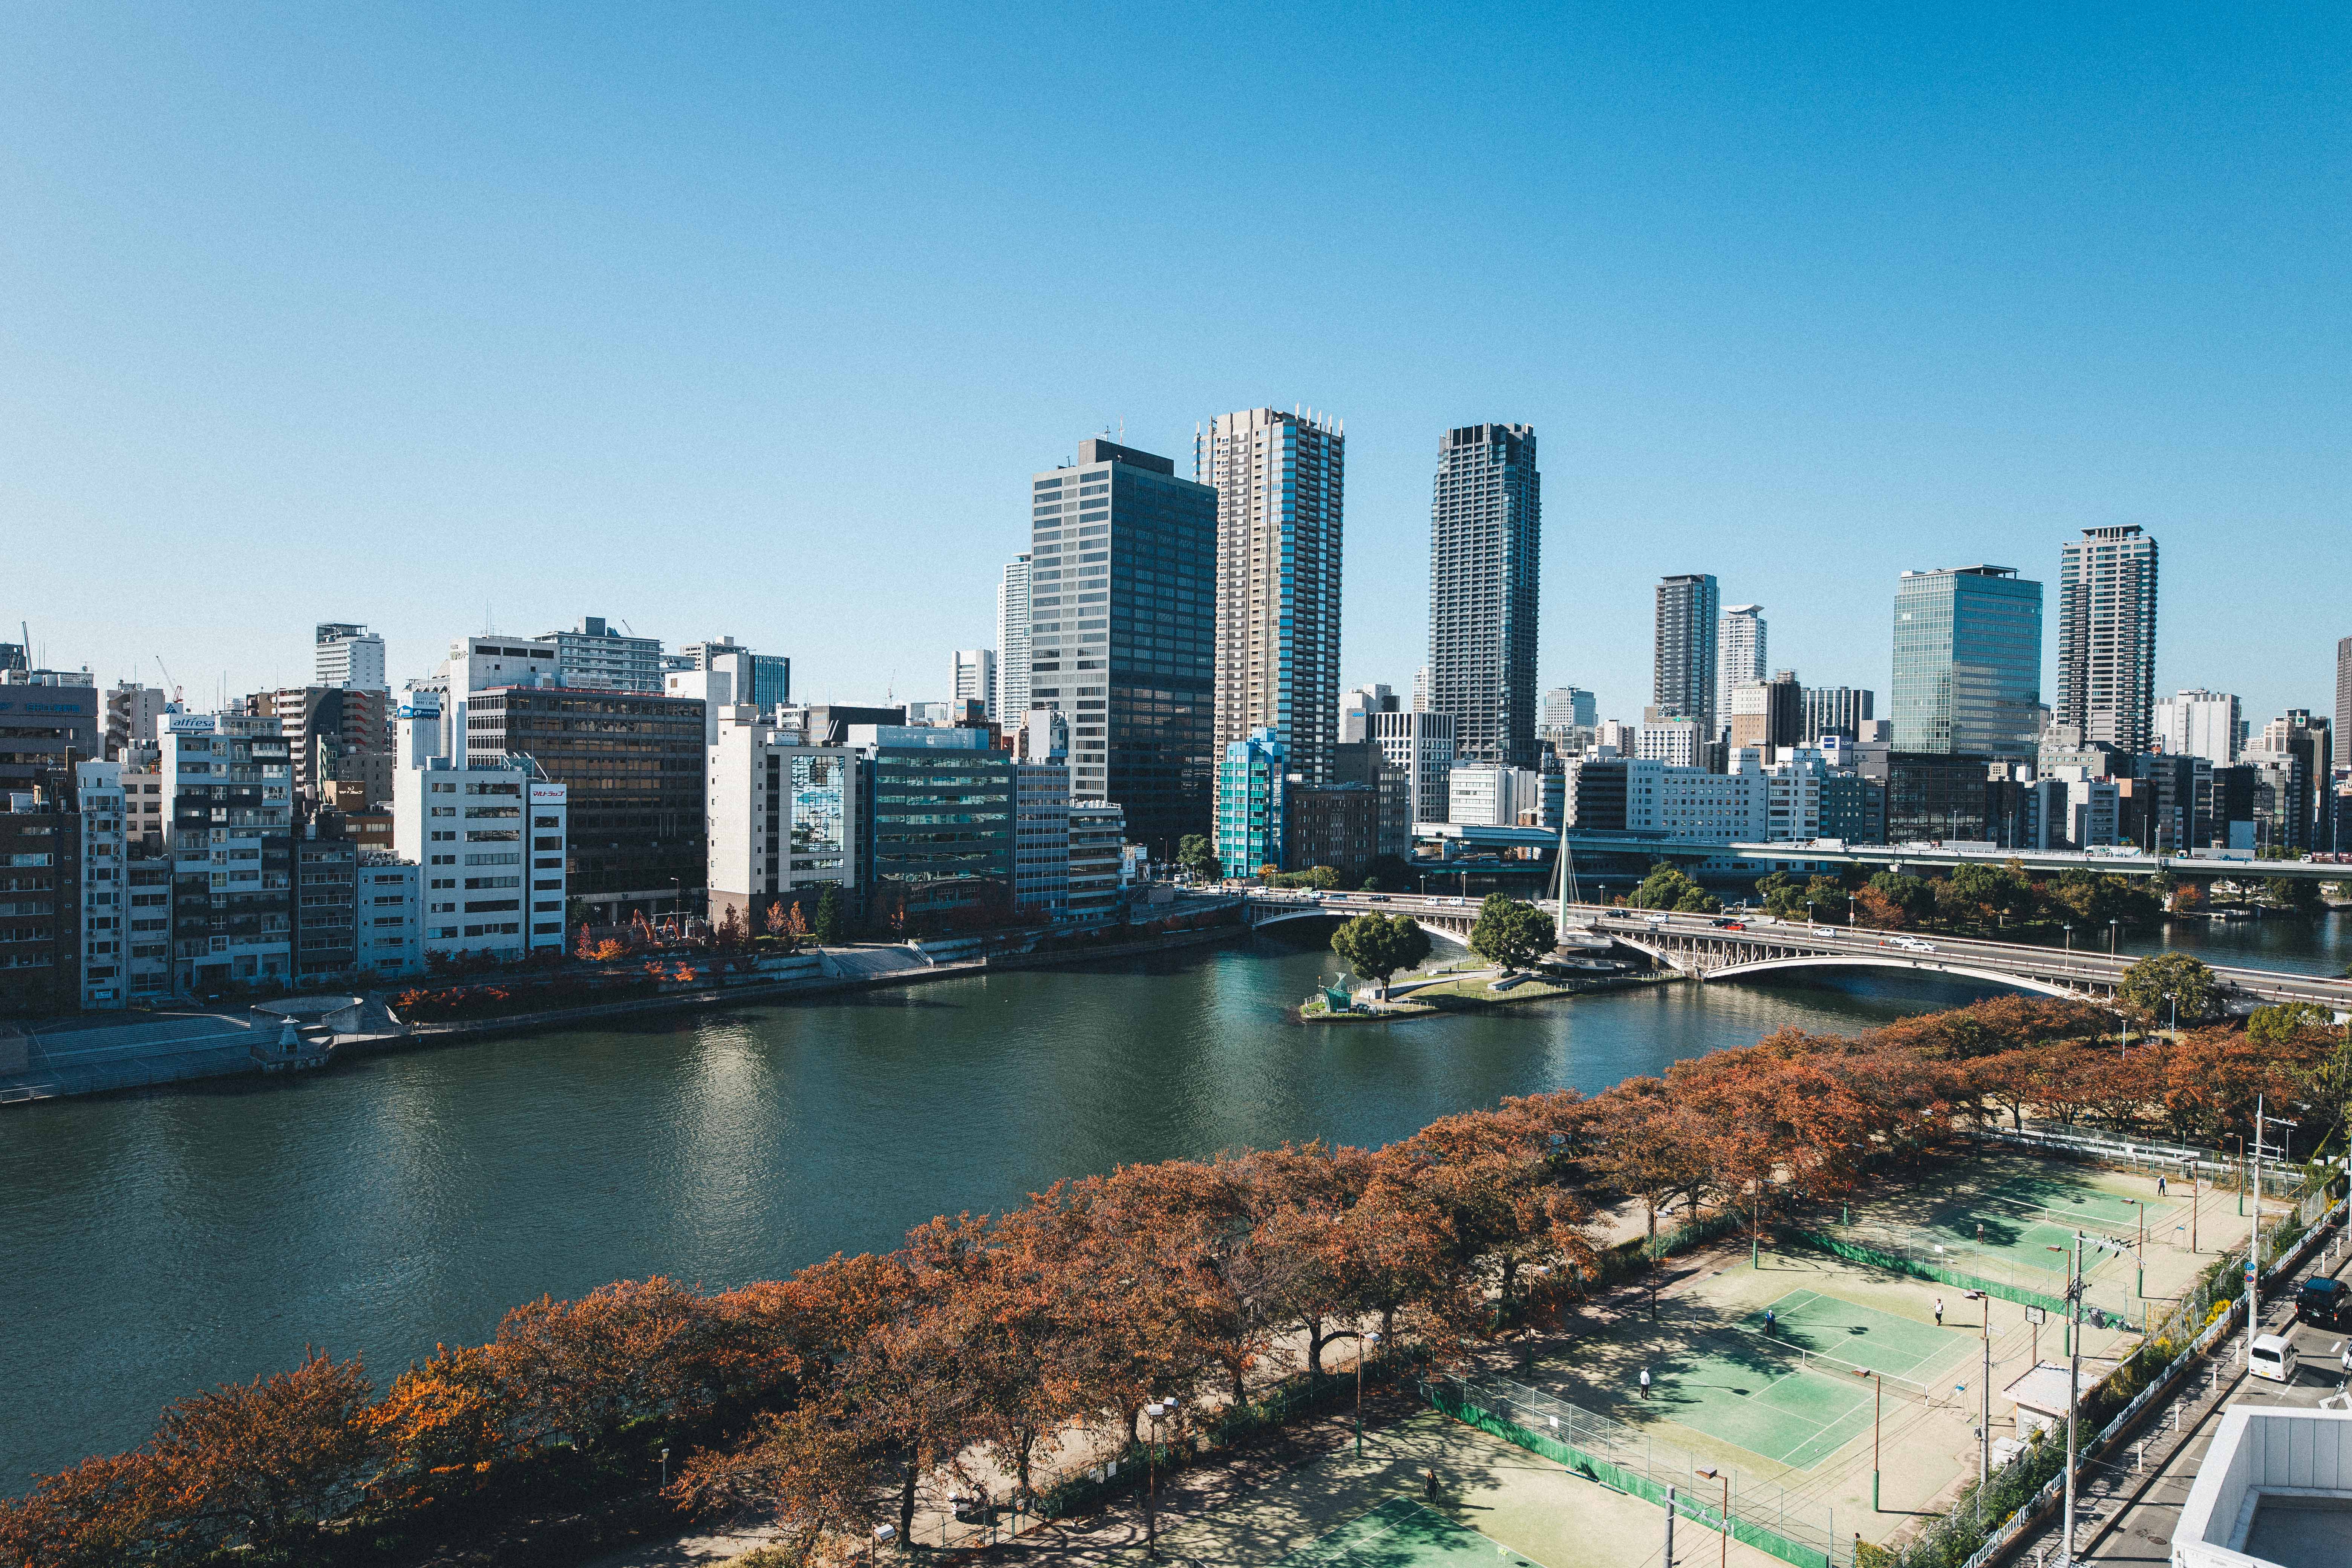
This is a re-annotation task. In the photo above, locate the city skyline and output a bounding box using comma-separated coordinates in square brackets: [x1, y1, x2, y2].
[2, 9, 2341, 731]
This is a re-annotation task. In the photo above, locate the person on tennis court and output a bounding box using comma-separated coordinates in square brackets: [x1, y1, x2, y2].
[1764, 1306, 1776, 1336]
[1934, 1297, 1945, 1327]
[1638, 1366, 1652, 1399]
[2158, 1174, 2168, 1196]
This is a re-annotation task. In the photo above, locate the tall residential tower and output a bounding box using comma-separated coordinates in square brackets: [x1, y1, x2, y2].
[1200, 407, 1344, 784]
[1717, 604, 1766, 726]
[1426, 423, 1540, 769]
[2056, 525, 2159, 752]
[1652, 574, 1721, 734]
[997, 555, 1032, 726]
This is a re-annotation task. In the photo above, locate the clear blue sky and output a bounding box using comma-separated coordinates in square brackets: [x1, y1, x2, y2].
[3, 5, 2344, 726]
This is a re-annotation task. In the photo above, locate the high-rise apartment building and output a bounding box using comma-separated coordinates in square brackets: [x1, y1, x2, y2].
[951, 649, 997, 720]
[1426, 423, 1539, 769]
[1411, 668, 1430, 714]
[2154, 689, 2243, 766]
[1653, 575, 1721, 733]
[2056, 525, 2159, 752]
[1727, 671, 1804, 753]
[1214, 726, 1286, 877]
[314, 623, 387, 690]
[997, 554, 1032, 726]
[540, 616, 665, 693]
[1717, 605, 1767, 727]
[2337, 636, 2351, 763]
[1200, 407, 1343, 784]
[1027, 437, 1217, 854]
[1891, 565, 2044, 759]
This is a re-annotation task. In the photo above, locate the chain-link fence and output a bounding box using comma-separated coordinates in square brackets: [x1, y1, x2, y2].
[1423, 1371, 1835, 1568]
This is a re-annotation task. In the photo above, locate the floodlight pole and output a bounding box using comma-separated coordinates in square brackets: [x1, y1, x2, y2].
[1664, 1483, 1677, 1567]
[2063, 1230, 2084, 1566]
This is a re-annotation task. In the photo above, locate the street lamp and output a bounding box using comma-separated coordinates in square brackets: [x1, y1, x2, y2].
[2165, 991, 2178, 1036]
[1805, 899, 1816, 928]
[2063, 923, 2074, 971]
[2107, 917, 2119, 956]
[1144, 1397, 1178, 1559]
[660, 1446, 669, 1490]
[1355, 1331, 1381, 1457]
[1695, 1467, 1729, 1568]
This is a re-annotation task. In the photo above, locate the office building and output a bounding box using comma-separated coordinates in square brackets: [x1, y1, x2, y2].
[2154, 689, 2243, 766]
[1215, 726, 1286, 877]
[354, 854, 421, 977]
[1636, 715, 1703, 770]
[1427, 423, 1540, 769]
[292, 820, 358, 981]
[1370, 709, 1455, 826]
[1446, 764, 1542, 828]
[104, 683, 170, 761]
[1286, 784, 1381, 880]
[314, 623, 388, 690]
[1801, 686, 1876, 746]
[1892, 565, 2044, 758]
[0, 783, 80, 1017]
[1819, 773, 1888, 844]
[1727, 671, 1803, 753]
[1331, 740, 1409, 861]
[674, 637, 789, 713]
[1717, 605, 1767, 729]
[997, 554, 1032, 726]
[1014, 761, 1071, 914]
[1541, 687, 1597, 742]
[2056, 525, 2159, 752]
[2259, 710, 2334, 851]
[952, 649, 997, 720]
[705, 706, 857, 931]
[1201, 407, 1344, 785]
[852, 725, 1014, 931]
[782, 704, 908, 746]
[0, 668, 100, 795]
[1653, 574, 1721, 735]
[1340, 684, 1397, 744]
[394, 754, 568, 960]
[539, 616, 665, 693]
[1066, 801, 1126, 921]
[407, 637, 559, 767]
[1856, 750, 1994, 845]
[159, 712, 295, 992]
[245, 686, 395, 808]
[1028, 436, 1217, 854]
[459, 687, 703, 923]
[1559, 755, 1766, 842]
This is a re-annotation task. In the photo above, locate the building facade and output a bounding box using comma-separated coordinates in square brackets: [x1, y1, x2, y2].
[1014, 761, 1071, 914]
[1653, 574, 1721, 735]
[393, 755, 568, 960]
[1331, 740, 1409, 862]
[1892, 565, 2044, 758]
[314, 623, 387, 689]
[1717, 604, 1767, 729]
[1427, 422, 1539, 769]
[1340, 683, 1397, 744]
[462, 688, 705, 921]
[1065, 801, 1125, 921]
[292, 823, 358, 982]
[1370, 709, 1455, 826]
[952, 649, 997, 721]
[356, 853, 421, 977]
[852, 726, 1014, 931]
[1446, 764, 1542, 827]
[1215, 727, 1286, 877]
[705, 707, 858, 929]
[2155, 689, 2243, 766]
[1801, 686, 1876, 745]
[160, 712, 295, 993]
[1286, 784, 1381, 880]
[1541, 686, 1597, 744]
[2056, 525, 2159, 753]
[0, 669, 100, 795]
[997, 554, 1032, 728]
[0, 783, 79, 1017]
[74, 761, 124, 1008]
[1200, 407, 1344, 785]
[541, 616, 666, 693]
[104, 683, 170, 761]
[1027, 438, 1217, 854]
[247, 686, 395, 808]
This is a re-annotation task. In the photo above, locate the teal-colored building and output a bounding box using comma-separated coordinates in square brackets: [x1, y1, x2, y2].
[1216, 727, 1286, 877]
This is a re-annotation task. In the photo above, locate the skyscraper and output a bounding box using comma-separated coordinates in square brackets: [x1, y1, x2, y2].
[1800, 686, 1876, 745]
[314, 623, 387, 690]
[1717, 604, 1766, 726]
[1027, 437, 1217, 854]
[1653, 574, 1720, 733]
[997, 554, 1032, 724]
[1426, 423, 1539, 769]
[2056, 525, 2159, 753]
[1892, 565, 2044, 758]
[1199, 407, 1343, 784]
[2336, 635, 2351, 763]
[951, 649, 996, 720]
[1541, 687, 1596, 739]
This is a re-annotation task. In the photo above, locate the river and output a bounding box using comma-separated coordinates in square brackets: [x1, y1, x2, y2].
[2, 911, 2343, 1487]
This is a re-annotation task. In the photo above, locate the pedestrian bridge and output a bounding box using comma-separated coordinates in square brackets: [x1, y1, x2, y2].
[1239, 893, 2352, 1014]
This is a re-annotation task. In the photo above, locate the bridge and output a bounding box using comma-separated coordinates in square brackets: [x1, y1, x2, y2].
[1240, 891, 2352, 1014]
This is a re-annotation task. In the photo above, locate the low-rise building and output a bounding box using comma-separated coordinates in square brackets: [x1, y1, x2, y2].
[0, 782, 80, 1016]
[1331, 740, 1410, 861]
[292, 821, 358, 982]
[852, 725, 1014, 932]
[1286, 783, 1381, 880]
[75, 761, 126, 1008]
[356, 854, 422, 977]
[160, 712, 295, 994]
[394, 755, 568, 963]
[1066, 801, 1126, 921]
[705, 706, 857, 930]
[1014, 762, 1071, 914]
[0, 668, 99, 795]
[1216, 727, 1286, 876]
[1447, 764, 1542, 828]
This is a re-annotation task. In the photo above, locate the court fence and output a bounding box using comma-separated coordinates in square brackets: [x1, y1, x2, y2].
[1787, 1225, 2139, 1331]
[1421, 1370, 1835, 1568]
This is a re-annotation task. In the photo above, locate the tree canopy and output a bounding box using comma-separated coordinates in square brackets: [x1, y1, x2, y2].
[1174, 835, 1222, 881]
[1329, 913, 1432, 997]
[2117, 952, 2218, 1024]
[1627, 863, 1717, 913]
[1468, 894, 1556, 970]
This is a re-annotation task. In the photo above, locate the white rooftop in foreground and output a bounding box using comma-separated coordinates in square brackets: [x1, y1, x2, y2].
[2174, 1406, 2352, 1568]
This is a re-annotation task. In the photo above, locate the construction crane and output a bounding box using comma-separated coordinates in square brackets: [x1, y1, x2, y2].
[154, 655, 183, 704]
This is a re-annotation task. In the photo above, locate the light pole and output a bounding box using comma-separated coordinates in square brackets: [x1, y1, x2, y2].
[2186, 1156, 2199, 1252]
[1695, 1467, 1729, 1568]
[1850, 1367, 1883, 1511]
[660, 1446, 669, 1490]
[2062, 1233, 2084, 1563]
[2063, 923, 2074, 970]
[1805, 899, 1816, 928]
[2107, 917, 2119, 956]
[2165, 991, 2177, 1036]
[1144, 1398, 1177, 1558]
[1355, 1331, 1381, 1457]
[2112, 1009, 2130, 1057]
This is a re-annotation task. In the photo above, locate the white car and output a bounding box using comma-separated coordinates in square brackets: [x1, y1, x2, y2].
[2250, 1333, 2298, 1384]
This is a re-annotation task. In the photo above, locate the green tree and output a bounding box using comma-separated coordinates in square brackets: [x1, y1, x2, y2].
[2248, 1000, 2337, 1051]
[1865, 870, 1937, 923]
[810, 884, 847, 945]
[1363, 853, 1416, 892]
[2116, 952, 2217, 1024]
[2266, 876, 2325, 916]
[1629, 863, 1718, 913]
[1174, 834, 1222, 881]
[1754, 870, 1805, 919]
[1329, 913, 1433, 998]
[1467, 894, 1556, 971]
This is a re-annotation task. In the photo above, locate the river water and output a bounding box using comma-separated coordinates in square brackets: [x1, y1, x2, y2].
[2, 913, 2343, 1487]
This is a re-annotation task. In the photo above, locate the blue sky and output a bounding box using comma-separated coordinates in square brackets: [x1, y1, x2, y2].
[3, 4, 2344, 725]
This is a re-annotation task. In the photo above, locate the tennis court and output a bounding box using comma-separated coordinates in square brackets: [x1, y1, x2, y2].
[1916, 1171, 2171, 1276]
[1274, 1496, 1551, 1568]
[1648, 1288, 1969, 1469]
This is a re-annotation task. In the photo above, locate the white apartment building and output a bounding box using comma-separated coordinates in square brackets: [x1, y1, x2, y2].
[704, 706, 856, 929]
[2154, 689, 2243, 765]
[997, 554, 1033, 727]
[1067, 801, 1125, 921]
[405, 637, 558, 765]
[394, 756, 567, 961]
[315, 623, 388, 690]
[357, 853, 422, 976]
[1717, 604, 1766, 727]
[539, 616, 663, 693]
[159, 711, 296, 991]
[1446, 764, 1542, 827]
[1372, 709, 1456, 825]
[1637, 717, 1702, 769]
[952, 649, 997, 721]
[75, 761, 127, 1008]
[1015, 761, 1071, 914]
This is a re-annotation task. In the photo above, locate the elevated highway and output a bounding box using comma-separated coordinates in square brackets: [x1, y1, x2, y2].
[1239, 891, 2352, 1013]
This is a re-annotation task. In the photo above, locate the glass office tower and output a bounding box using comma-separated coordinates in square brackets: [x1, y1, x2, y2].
[1892, 565, 2044, 758]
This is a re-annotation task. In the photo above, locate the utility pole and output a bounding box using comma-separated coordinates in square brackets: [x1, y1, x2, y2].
[2063, 1230, 2084, 1566]
[1664, 1483, 1676, 1566]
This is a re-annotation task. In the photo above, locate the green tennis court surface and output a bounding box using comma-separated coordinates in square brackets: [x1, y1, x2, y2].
[1277, 1497, 1549, 1567]
[1650, 1289, 1969, 1470]
[1920, 1172, 2171, 1274]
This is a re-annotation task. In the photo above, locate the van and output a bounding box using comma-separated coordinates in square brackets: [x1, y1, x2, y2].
[2249, 1333, 2298, 1383]
[2297, 1277, 2348, 1329]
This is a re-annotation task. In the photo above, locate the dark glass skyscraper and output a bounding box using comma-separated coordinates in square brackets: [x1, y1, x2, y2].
[1026, 437, 1217, 856]
[1891, 565, 2044, 758]
[1427, 423, 1540, 769]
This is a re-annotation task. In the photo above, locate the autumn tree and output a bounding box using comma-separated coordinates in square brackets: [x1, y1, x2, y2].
[147, 1351, 379, 1557]
[765, 900, 789, 939]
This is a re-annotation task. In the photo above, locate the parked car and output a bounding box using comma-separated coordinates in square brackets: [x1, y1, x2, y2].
[2298, 1276, 2349, 1329]
[2249, 1333, 2298, 1383]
